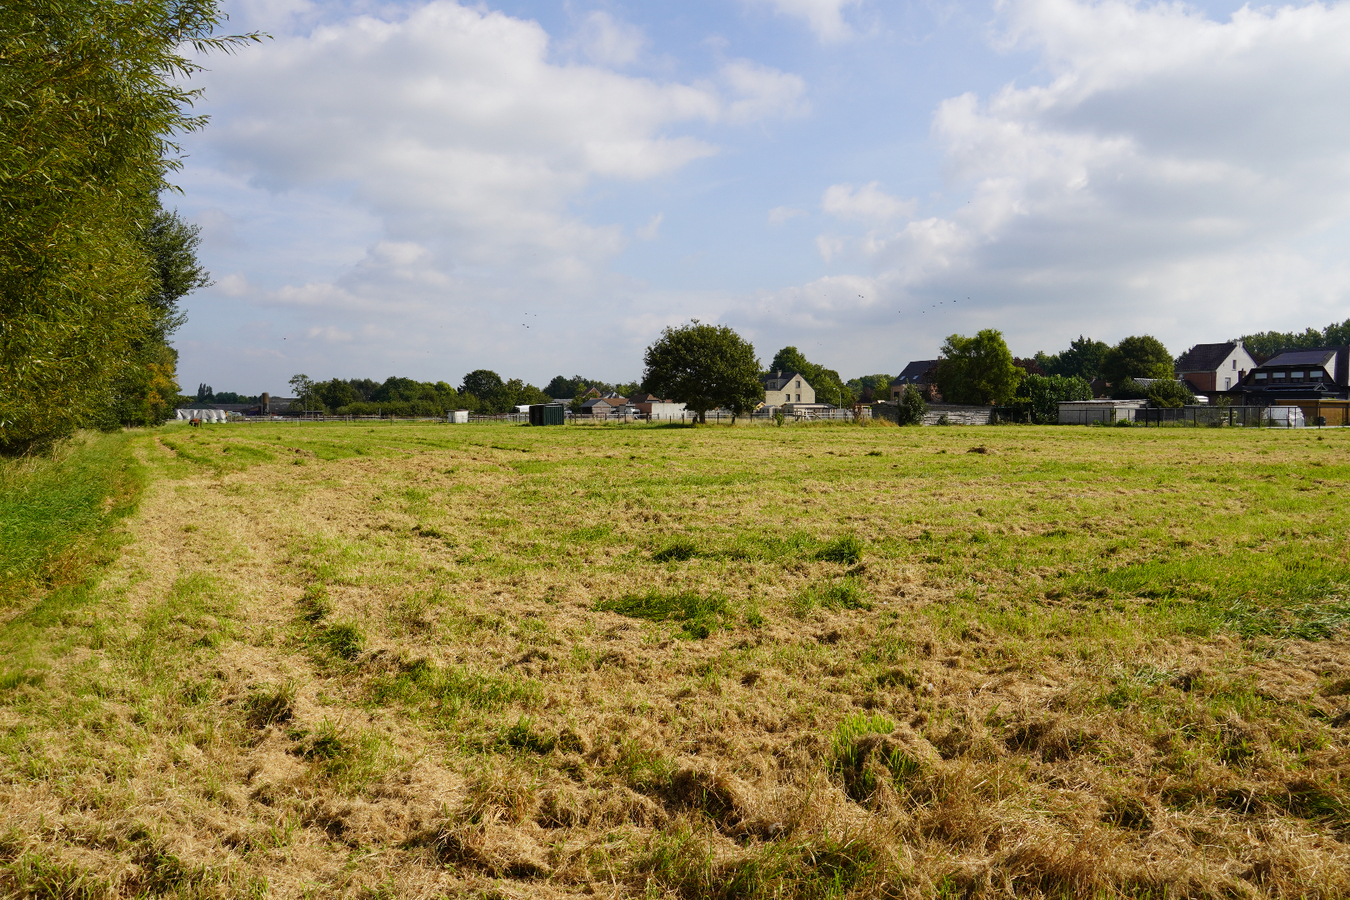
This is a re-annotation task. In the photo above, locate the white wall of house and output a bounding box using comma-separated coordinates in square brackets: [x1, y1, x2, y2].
[646, 402, 687, 420]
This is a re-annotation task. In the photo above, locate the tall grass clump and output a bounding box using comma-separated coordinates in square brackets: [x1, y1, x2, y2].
[596, 589, 733, 639]
[792, 577, 871, 617]
[816, 535, 864, 565]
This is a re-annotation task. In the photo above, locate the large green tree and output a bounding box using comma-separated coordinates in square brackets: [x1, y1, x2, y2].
[934, 330, 1023, 405]
[0, 0, 258, 453]
[642, 322, 762, 423]
[846, 374, 894, 403]
[1101, 335, 1174, 384]
[1036, 336, 1110, 381]
[1239, 319, 1350, 362]
[461, 369, 509, 413]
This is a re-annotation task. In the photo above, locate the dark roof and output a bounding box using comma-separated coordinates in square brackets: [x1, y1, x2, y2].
[891, 360, 939, 385]
[1261, 349, 1337, 368]
[1176, 342, 1237, 373]
[763, 371, 808, 389]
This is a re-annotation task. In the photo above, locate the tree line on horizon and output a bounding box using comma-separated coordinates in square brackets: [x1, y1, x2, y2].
[248, 315, 1350, 423]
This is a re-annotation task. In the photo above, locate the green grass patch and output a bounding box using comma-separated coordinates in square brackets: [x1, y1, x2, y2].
[817, 535, 864, 565]
[367, 657, 541, 719]
[0, 431, 144, 610]
[596, 589, 734, 639]
[791, 577, 871, 617]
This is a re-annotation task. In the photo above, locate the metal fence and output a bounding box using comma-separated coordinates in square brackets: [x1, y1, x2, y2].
[1132, 405, 1320, 427]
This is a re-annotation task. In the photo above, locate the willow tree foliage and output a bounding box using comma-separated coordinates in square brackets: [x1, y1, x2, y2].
[0, 1, 256, 453]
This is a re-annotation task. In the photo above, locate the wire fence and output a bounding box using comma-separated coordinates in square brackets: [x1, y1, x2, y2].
[186, 399, 1350, 428]
[1132, 403, 1348, 427]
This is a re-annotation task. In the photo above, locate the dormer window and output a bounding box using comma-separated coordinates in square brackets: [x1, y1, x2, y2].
[1273, 372, 1286, 379]
[1255, 373, 1268, 380]
[1291, 371, 1304, 380]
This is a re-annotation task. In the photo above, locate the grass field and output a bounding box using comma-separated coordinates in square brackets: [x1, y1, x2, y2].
[3, 420, 1349, 899]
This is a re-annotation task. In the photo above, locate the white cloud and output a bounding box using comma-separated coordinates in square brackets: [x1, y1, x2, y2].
[636, 214, 664, 240]
[718, 60, 809, 123]
[815, 234, 846, 263]
[569, 11, 646, 66]
[782, 0, 1350, 356]
[821, 182, 915, 224]
[768, 206, 807, 224]
[216, 273, 253, 297]
[749, 0, 862, 42]
[307, 325, 355, 342]
[180, 0, 811, 386]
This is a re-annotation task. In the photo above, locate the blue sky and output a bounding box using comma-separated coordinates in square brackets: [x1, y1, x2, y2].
[171, 0, 1350, 393]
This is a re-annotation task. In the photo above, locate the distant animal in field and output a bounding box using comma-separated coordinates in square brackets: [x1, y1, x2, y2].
[189, 418, 202, 428]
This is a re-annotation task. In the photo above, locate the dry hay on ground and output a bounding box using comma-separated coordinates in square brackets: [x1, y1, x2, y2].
[3, 422, 1350, 899]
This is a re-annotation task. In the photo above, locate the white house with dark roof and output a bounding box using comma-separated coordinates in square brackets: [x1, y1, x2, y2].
[1175, 340, 1258, 394]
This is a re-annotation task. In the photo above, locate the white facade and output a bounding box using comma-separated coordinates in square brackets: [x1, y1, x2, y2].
[645, 402, 688, 420]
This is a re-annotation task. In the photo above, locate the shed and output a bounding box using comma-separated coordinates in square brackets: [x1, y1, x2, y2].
[448, 410, 470, 424]
[1057, 400, 1147, 425]
[529, 404, 565, 426]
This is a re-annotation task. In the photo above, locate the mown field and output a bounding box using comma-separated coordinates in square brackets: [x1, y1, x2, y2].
[3, 420, 1349, 899]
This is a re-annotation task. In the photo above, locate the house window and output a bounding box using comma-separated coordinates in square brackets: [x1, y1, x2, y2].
[1255, 373, 1267, 380]
[1273, 372, 1286, 379]
[795, 381, 801, 389]
[1232, 360, 1237, 370]
[1224, 377, 1231, 389]
[795, 394, 800, 402]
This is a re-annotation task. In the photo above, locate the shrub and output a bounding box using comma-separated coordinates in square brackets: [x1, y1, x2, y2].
[895, 385, 927, 425]
[1110, 378, 1149, 401]
[1146, 379, 1195, 408]
[1017, 374, 1092, 424]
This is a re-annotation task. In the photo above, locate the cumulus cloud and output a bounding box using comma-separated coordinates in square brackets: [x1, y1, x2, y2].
[749, 0, 862, 42]
[718, 60, 809, 123]
[784, 0, 1350, 355]
[181, 0, 810, 385]
[568, 10, 647, 66]
[636, 214, 664, 240]
[821, 182, 916, 224]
